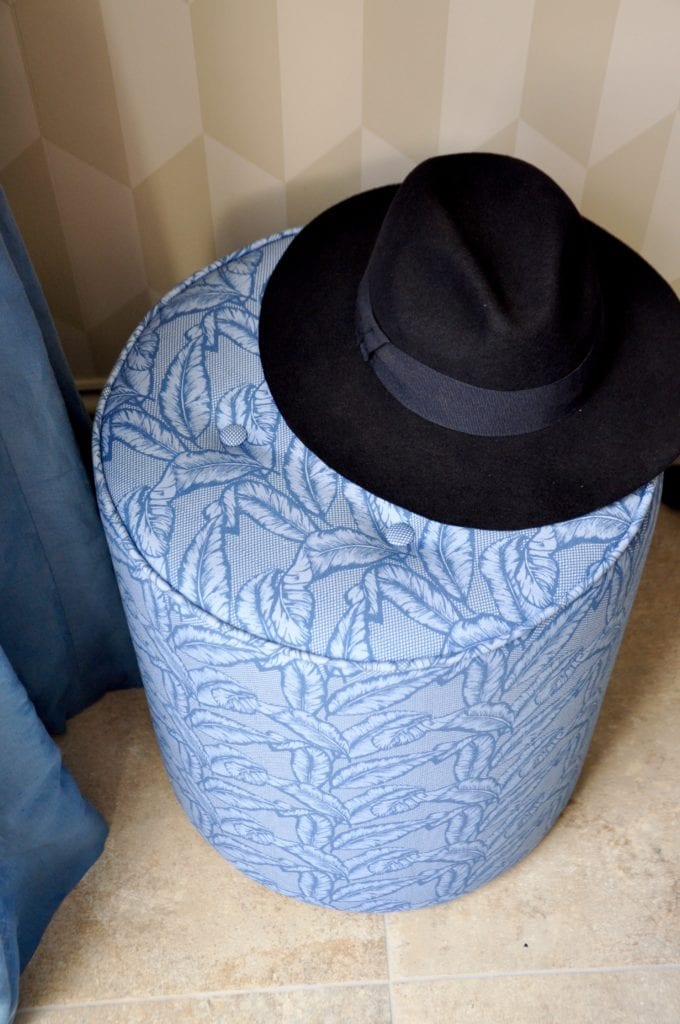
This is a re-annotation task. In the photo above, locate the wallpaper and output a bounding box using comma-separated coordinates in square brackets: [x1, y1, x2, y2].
[1, 0, 679, 382]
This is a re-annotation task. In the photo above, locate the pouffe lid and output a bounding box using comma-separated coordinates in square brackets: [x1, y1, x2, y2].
[95, 232, 657, 664]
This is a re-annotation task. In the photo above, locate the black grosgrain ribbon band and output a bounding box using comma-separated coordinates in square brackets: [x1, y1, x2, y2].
[356, 275, 599, 437]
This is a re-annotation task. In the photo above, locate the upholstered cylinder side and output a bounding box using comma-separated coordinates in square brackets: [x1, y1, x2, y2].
[92, 234, 661, 912]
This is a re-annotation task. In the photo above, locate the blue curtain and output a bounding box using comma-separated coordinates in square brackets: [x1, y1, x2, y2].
[0, 189, 140, 1022]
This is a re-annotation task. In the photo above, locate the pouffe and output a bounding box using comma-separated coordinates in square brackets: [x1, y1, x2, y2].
[93, 230, 661, 913]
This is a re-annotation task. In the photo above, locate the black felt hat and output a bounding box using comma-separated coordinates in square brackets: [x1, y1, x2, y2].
[259, 153, 680, 530]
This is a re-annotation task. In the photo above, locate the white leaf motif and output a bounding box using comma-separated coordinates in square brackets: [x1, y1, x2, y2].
[284, 440, 338, 517]
[194, 673, 259, 714]
[216, 381, 277, 447]
[507, 530, 559, 608]
[291, 748, 332, 789]
[327, 598, 371, 661]
[376, 564, 456, 632]
[342, 482, 381, 536]
[479, 540, 524, 622]
[462, 650, 508, 705]
[219, 248, 263, 296]
[172, 625, 263, 665]
[489, 530, 559, 611]
[209, 756, 267, 785]
[204, 488, 240, 532]
[447, 615, 508, 652]
[351, 786, 425, 818]
[172, 450, 261, 492]
[214, 304, 259, 354]
[188, 709, 272, 748]
[296, 815, 333, 850]
[305, 529, 392, 576]
[281, 662, 327, 713]
[267, 707, 348, 755]
[236, 569, 314, 646]
[332, 741, 458, 789]
[122, 485, 174, 558]
[420, 521, 474, 602]
[298, 871, 333, 903]
[238, 480, 317, 541]
[553, 506, 632, 544]
[454, 736, 496, 781]
[160, 282, 230, 320]
[159, 335, 211, 440]
[110, 408, 185, 461]
[438, 701, 514, 733]
[178, 519, 231, 620]
[120, 330, 159, 396]
[365, 713, 435, 750]
[327, 674, 429, 716]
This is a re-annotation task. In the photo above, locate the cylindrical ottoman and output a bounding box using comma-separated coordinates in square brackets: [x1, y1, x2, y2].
[93, 231, 661, 913]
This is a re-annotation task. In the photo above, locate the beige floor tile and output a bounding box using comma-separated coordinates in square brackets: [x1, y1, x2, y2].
[19, 691, 387, 1008]
[387, 506, 680, 977]
[390, 969, 680, 1024]
[17, 983, 391, 1023]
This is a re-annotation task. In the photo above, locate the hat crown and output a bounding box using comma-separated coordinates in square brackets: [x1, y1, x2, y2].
[366, 154, 602, 390]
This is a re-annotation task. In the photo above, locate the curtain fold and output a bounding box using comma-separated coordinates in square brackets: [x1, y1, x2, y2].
[0, 188, 140, 1023]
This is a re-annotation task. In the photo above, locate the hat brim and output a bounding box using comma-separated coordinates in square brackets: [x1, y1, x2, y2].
[259, 185, 680, 530]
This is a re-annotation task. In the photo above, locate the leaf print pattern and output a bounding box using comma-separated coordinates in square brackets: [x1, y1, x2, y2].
[305, 529, 394, 576]
[284, 441, 338, 517]
[326, 672, 433, 717]
[376, 564, 457, 633]
[119, 329, 159, 397]
[158, 282, 230, 319]
[506, 531, 559, 609]
[214, 304, 259, 354]
[178, 519, 231, 621]
[552, 501, 637, 545]
[93, 230, 661, 912]
[109, 407, 186, 462]
[217, 382, 277, 448]
[170, 624, 264, 666]
[327, 591, 372, 662]
[172, 450, 262, 492]
[446, 615, 512, 653]
[121, 485, 174, 560]
[159, 329, 211, 441]
[420, 521, 475, 602]
[237, 480, 317, 541]
[236, 569, 314, 647]
[218, 247, 262, 296]
[281, 662, 327, 714]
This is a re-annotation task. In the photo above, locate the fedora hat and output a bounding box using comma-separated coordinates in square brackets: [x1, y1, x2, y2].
[259, 153, 680, 530]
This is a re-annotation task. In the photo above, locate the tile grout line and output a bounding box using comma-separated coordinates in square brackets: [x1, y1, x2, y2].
[383, 913, 396, 1023]
[16, 963, 680, 1015]
[389, 962, 680, 985]
[15, 980, 392, 1015]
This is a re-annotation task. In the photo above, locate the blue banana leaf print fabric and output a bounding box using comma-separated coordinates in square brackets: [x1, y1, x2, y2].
[94, 231, 661, 912]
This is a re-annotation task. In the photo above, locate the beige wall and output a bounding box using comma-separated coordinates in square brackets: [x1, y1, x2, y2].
[2, 0, 679, 382]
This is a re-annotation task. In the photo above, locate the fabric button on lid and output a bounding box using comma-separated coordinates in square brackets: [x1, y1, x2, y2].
[220, 424, 247, 447]
[384, 523, 415, 548]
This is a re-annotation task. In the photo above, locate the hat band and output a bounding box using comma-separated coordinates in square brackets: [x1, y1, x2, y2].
[356, 276, 600, 437]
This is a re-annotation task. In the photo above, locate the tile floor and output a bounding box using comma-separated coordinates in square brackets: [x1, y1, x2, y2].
[16, 506, 680, 1023]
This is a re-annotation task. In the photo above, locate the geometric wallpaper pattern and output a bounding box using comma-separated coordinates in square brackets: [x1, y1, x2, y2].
[1, 0, 679, 383]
